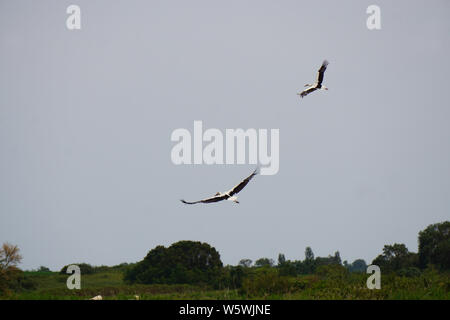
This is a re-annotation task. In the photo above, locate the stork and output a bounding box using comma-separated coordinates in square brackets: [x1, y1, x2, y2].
[298, 60, 329, 98]
[180, 168, 258, 205]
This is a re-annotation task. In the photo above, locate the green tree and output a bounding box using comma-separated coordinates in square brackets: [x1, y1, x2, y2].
[124, 241, 223, 285]
[0, 243, 22, 271]
[303, 247, 316, 273]
[60, 263, 95, 275]
[372, 243, 418, 273]
[0, 242, 24, 295]
[315, 256, 335, 266]
[418, 221, 450, 270]
[216, 265, 247, 290]
[347, 259, 367, 273]
[278, 261, 297, 277]
[254, 258, 274, 268]
[305, 247, 314, 261]
[238, 259, 252, 268]
[333, 251, 342, 265]
[37, 266, 51, 272]
[277, 253, 286, 266]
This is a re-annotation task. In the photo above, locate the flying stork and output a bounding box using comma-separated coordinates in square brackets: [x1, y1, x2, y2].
[180, 168, 258, 205]
[298, 60, 329, 98]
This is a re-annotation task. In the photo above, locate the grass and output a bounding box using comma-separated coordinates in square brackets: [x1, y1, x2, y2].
[1, 269, 449, 300]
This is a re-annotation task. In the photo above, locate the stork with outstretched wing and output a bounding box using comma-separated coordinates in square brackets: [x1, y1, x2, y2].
[181, 168, 258, 205]
[298, 60, 329, 98]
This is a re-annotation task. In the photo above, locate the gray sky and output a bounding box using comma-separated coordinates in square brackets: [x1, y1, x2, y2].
[1, 0, 449, 271]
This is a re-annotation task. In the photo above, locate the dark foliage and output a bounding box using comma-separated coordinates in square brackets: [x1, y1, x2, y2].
[372, 243, 419, 273]
[0, 268, 37, 295]
[345, 259, 368, 273]
[254, 258, 275, 267]
[60, 263, 95, 275]
[124, 240, 223, 286]
[418, 221, 450, 270]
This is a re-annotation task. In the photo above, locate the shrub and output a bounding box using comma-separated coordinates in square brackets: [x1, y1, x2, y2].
[241, 269, 292, 297]
[315, 264, 349, 283]
[60, 263, 95, 275]
[398, 267, 422, 278]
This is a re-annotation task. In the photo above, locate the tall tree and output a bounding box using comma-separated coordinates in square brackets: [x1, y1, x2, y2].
[238, 259, 252, 268]
[418, 221, 450, 270]
[254, 258, 274, 267]
[303, 247, 316, 273]
[305, 247, 314, 261]
[0, 242, 23, 295]
[0, 242, 22, 271]
[348, 259, 367, 273]
[372, 243, 418, 272]
[333, 251, 342, 265]
[277, 253, 286, 266]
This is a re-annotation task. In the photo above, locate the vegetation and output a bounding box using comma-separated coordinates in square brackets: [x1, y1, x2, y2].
[1, 263, 448, 300]
[0, 243, 35, 295]
[418, 221, 450, 270]
[1, 221, 449, 300]
[124, 241, 222, 286]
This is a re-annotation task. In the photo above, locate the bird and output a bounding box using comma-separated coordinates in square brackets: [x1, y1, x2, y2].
[180, 168, 258, 205]
[298, 60, 329, 98]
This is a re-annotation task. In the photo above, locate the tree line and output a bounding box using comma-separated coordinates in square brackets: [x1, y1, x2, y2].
[121, 221, 449, 288]
[1, 220, 448, 295]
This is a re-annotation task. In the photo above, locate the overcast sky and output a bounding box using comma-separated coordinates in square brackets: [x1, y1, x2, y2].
[1, 0, 449, 271]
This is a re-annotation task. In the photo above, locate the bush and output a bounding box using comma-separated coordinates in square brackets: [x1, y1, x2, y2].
[241, 269, 292, 297]
[278, 262, 298, 277]
[0, 268, 37, 295]
[315, 264, 349, 283]
[37, 266, 51, 273]
[216, 266, 246, 289]
[60, 263, 95, 275]
[398, 267, 422, 278]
